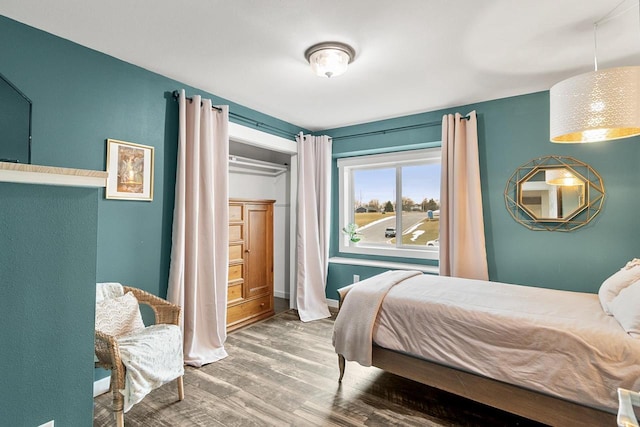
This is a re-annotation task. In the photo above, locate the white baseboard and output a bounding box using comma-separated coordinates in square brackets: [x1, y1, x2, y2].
[274, 290, 290, 299]
[93, 376, 110, 397]
[326, 298, 339, 309]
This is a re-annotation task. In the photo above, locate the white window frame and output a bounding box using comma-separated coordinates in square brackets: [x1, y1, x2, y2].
[337, 147, 441, 260]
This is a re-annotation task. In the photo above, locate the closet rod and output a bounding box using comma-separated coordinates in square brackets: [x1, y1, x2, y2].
[172, 91, 298, 139]
[229, 155, 288, 172]
[229, 155, 288, 177]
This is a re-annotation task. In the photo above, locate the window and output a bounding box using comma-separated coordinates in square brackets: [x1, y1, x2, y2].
[338, 148, 441, 260]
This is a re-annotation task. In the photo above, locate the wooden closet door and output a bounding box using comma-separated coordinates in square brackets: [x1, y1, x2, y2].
[245, 203, 273, 299]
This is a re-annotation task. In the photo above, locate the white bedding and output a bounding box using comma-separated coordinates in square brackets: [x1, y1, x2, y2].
[338, 272, 640, 412]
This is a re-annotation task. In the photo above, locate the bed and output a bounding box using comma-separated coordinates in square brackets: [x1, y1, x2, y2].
[333, 269, 640, 426]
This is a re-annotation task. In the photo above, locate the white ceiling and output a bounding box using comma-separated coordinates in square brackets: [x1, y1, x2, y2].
[2, 0, 640, 131]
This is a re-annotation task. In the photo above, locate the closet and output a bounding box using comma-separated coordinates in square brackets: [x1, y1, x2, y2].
[227, 198, 275, 331]
[227, 122, 298, 317]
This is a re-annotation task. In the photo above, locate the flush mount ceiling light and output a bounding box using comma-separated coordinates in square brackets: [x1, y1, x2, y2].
[550, 0, 640, 143]
[305, 42, 355, 78]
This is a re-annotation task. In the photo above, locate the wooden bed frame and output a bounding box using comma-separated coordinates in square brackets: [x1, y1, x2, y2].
[336, 286, 617, 427]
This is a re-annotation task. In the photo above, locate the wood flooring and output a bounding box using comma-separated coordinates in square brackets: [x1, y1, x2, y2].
[94, 310, 545, 426]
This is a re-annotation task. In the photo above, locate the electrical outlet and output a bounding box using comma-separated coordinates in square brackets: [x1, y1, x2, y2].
[38, 421, 54, 427]
[353, 274, 360, 283]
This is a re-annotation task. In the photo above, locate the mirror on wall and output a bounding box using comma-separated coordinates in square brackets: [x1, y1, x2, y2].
[0, 73, 32, 164]
[519, 168, 586, 220]
[505, 156, 604, 231]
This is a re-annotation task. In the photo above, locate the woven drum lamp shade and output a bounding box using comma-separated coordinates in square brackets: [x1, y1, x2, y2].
[550, 66, 640, 143]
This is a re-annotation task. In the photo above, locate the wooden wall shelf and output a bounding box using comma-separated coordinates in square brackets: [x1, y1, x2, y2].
[0, 162, 107, 188]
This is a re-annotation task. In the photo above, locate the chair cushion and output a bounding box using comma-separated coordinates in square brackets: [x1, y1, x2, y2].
[95, 292, 145, 337]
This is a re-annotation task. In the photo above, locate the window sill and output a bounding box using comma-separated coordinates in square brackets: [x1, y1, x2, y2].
[339, 243, 439, 260]
[328, 256, 439, 275]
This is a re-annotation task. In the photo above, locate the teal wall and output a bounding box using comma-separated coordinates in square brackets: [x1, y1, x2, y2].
[0, 183, 99, 426]
[0, 15, 302, 424]
[325, 92, 640, 298]
[0, 16, 300, 299]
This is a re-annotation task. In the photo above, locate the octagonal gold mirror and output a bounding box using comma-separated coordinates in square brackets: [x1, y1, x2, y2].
[505, 156, 604, 231]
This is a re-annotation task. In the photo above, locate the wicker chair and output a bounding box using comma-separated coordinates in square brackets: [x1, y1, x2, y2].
[95, 286, 184, 427]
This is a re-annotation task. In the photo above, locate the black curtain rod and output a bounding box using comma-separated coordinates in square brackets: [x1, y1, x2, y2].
[331, 115, 470, 141]
[173, 91, 471, 142]
[172, 90, 222, 112]
[172, 91, 297, 139]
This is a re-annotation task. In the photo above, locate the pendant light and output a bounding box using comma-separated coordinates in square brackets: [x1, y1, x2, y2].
[550, 0, 640, 143]
[305, 42, 355, 78]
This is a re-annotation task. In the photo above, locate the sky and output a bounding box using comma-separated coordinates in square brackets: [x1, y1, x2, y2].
[353, 164, 440, 206]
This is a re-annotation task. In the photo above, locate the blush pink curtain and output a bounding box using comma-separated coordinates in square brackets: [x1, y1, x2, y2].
[167, 89, 229, 367]
[295, 133, 332, 322]
[439, 111, 488, 280]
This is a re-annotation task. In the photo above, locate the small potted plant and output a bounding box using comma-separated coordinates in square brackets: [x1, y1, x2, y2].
[342, 223, 361, 243]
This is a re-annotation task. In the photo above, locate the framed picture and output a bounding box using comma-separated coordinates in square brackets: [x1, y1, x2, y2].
[105, 139, 154, 201]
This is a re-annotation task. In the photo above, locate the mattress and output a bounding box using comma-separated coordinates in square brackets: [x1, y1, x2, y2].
[372, 274, 640, 412]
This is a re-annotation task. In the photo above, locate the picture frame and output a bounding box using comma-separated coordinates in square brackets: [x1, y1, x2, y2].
[105, 139, 154, 201]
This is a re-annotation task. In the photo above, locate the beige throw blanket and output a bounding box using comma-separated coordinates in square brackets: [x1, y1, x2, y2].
[332, 270, 422, 366]
[118, 325, 184, 412]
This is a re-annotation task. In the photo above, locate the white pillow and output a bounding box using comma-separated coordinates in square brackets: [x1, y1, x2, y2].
[598, 263, 640, 315]
[96, 282, 124, 303]
[625, 259, 640, 270]
[609, 280, 640, 338]
[95, 292, 145, 337]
